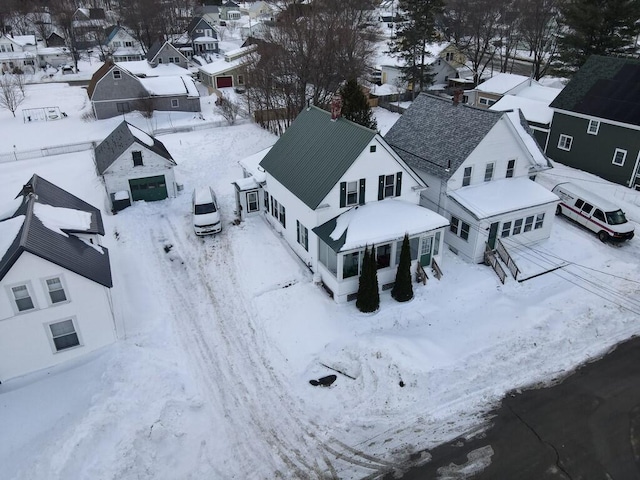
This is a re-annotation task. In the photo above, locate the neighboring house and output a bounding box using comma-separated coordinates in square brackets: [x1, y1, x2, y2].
[469, 73, 537, 108]
[0, 174, 116, 382]
[87, 60, 200, 119]
[385, 94, 559, 264]
[250, 105, 449, 303]
[94, 121, 178, 210]
[220, 1, 242, 21]
[198, 44, 255, 94]
[187, 16, 219, 59]
[0, 34, 38, 73]
[490, 83, 562, 150]
[103, 25, 145, 62]
[46, 32, 66, 48]
[245, 1, 274, 20]
[193, 5, 221, 25]
[37, 47, 73, 68]
[146, 40, 189, 69]
[546, 55, 640, 190]
[430, 44, 475, 93]
[72, 7, 108, 49]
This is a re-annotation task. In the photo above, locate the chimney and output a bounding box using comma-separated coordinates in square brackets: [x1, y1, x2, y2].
[452, 89, 463, 106]
[330, 94, 342, 121]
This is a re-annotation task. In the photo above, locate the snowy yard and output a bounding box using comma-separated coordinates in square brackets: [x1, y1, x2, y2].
[1, 84, 640, 479]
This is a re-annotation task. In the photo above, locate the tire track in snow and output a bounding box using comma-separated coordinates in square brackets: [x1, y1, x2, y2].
[144, 212, 401, 478]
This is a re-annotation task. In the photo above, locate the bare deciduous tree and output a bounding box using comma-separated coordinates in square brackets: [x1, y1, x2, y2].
[518, 0, 559, 80]
[217, 93, 240, 125]
[0, 75, 26, 117]
[245, 0, 379, 133]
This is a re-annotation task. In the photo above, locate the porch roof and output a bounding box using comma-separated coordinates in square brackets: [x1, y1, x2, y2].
[313, 199, 449, 253]
[448, 177, 559, 220]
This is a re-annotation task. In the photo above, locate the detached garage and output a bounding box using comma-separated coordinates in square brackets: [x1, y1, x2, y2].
[94, 121, 178, 211]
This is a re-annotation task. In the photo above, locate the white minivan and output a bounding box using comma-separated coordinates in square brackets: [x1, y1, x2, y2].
[552, 182, 634, 242]
[192, 187, 221, 235]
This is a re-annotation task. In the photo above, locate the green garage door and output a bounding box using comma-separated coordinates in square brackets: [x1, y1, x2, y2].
[129, 175, 168, 202]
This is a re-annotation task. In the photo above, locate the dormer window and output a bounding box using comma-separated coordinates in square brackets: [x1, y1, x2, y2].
[112, 69, 121, 79]
[132, 151, 143, 166]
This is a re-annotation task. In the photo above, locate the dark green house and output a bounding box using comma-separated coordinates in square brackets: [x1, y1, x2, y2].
[546, 55, 640, 189]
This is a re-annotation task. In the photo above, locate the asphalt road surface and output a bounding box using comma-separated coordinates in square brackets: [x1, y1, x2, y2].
[396, 336, 640, 480]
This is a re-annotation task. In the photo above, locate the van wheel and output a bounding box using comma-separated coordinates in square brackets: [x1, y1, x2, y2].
[598, 231, 609, 243]
[555, 205, 562, 216]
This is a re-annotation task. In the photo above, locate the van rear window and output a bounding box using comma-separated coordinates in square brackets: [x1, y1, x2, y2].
[195, 203, 217, 214]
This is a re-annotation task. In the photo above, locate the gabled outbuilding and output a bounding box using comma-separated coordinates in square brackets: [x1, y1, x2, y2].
[94, 121, 178, 210]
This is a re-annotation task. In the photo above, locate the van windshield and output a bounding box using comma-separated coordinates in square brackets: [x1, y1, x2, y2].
[606, 209, 627, 225]
[195, 202, 217, 214]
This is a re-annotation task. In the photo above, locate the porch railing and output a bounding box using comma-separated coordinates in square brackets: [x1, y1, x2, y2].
[431, 258, 443, 280]
[495, 238, 520, 280]
[485, 243, 506, 284]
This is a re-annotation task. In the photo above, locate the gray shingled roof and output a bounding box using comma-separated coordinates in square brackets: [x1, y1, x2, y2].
[384, 94, 503, 181]
[259, 106, 377, 210]
[146, 41, 164, 62]
[0, 175, 112, 288]
[94, 121, 175, 175]
[549, 55, 640, 126]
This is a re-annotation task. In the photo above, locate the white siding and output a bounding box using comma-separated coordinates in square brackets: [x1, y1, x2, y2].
[448, 119, 535, 191]
[0, 252, 116, 381]
[102, 144, 177, 199]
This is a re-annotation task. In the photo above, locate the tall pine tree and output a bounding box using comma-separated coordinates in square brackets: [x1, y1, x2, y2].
[356, 245, 380, 313]
[339, 79, 378, 130]
[555, 0, 640, 74]
[388, 0, 445, 98]
[392, 234, 413, 302]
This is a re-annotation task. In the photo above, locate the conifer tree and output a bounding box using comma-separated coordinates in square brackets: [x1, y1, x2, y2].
[339, 78, 378, 130]
[392, 234, 413, 302]
[356, 245, 380, 313]
[555, 0, 640, 74]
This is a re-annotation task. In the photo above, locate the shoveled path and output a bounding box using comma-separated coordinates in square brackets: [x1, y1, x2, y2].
[396, 335, 640, 479]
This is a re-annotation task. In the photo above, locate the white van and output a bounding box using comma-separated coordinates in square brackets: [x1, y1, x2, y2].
[552, 182, 634, 242]
[192, 187, 221, 235]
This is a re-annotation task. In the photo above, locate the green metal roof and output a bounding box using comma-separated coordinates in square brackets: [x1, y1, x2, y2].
[259, 106, 377, 209]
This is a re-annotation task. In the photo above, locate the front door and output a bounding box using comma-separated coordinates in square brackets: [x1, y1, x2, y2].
[488, 222, 499, 249]
[419, 235, 432, 267]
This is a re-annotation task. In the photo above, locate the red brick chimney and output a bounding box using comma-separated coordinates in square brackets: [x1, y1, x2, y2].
[331, 94, 342, 120]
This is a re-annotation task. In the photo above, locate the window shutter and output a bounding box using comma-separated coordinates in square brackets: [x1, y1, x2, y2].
[395, 172, 402, 197]
[339, 182, 346, 208]
[296, 220, 300, 243]
[359, 178, 366, 205]
[378, 175, 384, 200]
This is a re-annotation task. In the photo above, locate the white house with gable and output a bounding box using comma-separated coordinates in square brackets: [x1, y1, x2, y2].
[0, 175, 116, 382]
[94, 121, 178, 211]
[385, 94, 559, 264]
[247, 105, 449, 303]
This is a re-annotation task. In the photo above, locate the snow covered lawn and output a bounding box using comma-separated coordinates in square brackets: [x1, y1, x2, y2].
[2, 85, 640, 479]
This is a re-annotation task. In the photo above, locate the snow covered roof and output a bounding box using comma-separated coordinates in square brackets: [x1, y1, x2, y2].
[116, 61, 190, 77]
[198, 57, 242, 76]
[504, 110, 550, 168]
[313, 199, 449, 253]
[369, 83, 403, 96]
[0, 175, 112, 288]
[516, 84, 562, 103]
[94, 121, 175, 175]
[233, 176, 259, 191]
[476, 73, 531, 94]
[238, 146, 271, 183]
[193, 36, 218, 42]
[139, 75, 199, 97]
[491, 95, 555, 125]
[448, 177, 559, 220]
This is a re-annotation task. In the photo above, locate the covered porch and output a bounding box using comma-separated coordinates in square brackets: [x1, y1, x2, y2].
[312, 199, 449, 303]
